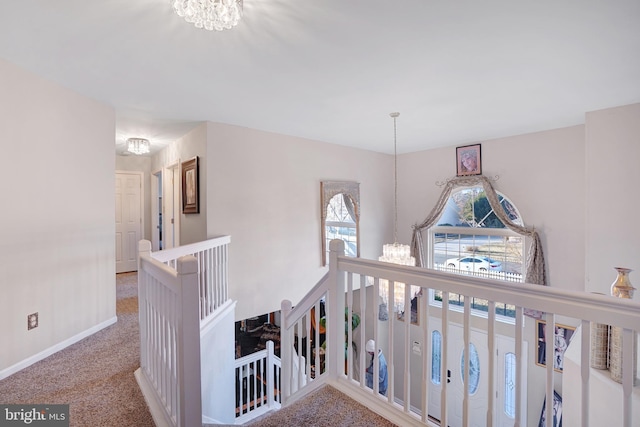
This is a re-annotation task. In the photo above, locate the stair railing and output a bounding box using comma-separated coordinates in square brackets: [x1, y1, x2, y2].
[234, 340, 281, 424]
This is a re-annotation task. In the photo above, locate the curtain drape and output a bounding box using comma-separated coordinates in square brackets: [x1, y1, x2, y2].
[410, 175, 546, 286]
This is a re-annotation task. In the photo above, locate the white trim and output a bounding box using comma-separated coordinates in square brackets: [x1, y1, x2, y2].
[0, 316, 117, 381]
[151, 168, 162, 251]
[135, 368, 173, 427]
[200, 299, 236, 335]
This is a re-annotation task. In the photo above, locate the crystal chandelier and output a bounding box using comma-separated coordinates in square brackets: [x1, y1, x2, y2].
[172, 0, 243, 31]
[127, 138, 150, 155]
[379, 112, 415, 266]
[378, 113, 416, 313]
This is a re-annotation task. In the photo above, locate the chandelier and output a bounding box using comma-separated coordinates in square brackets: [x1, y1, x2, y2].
[379, 112, 415, 266]
[172, 0, 243, 31]
[378, 112, 416, 314]
[127, 138, 150, 155]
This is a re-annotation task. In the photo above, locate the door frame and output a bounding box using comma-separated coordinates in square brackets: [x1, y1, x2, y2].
[151, 168, 162, 251]
[115, 170, 144, 272]
[163, 161, 181, 249]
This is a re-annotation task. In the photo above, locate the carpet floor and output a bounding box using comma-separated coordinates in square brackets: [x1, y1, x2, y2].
[245, 385, 397, 427]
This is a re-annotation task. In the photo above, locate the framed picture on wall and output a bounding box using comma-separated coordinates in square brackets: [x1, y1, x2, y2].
[456, 143, 482, 176]
[181, 156, 199, 214]
[535, 320, 576, 372]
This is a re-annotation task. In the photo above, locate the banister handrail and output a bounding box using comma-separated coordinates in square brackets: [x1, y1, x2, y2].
[336, 255, 640, 330]
[151, 235, 231, 263]
[283, 272, 329, 328]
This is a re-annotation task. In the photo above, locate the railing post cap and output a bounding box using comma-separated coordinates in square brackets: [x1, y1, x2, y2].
[138, 239, 152, 252]
[329, 239, 345, 252]
[176, 255, 198, 274]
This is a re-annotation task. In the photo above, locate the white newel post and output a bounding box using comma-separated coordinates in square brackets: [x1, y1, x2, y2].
[328, 239, 346, 380]
[137, 240, 152, 370]
[280, 299, 293, 403]
[177, 255, 202, 427]
[266, 340, 276, 406]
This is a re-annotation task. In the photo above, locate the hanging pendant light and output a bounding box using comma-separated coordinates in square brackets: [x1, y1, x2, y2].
[379, 112, 415, 266]
[378, 112, 415, 315]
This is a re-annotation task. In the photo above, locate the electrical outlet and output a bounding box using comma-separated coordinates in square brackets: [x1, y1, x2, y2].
[27, 312, 38, 330]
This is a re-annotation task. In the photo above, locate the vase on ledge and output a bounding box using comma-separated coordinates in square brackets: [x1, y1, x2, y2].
[610, 267, 635, 299]
[609, 267, 637, 384]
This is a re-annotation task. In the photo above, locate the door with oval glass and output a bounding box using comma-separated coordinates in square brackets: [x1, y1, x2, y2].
[428, 319, 526, 427]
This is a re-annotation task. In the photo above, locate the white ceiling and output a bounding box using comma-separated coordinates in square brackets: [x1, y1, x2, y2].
[0, 1, 638, 155]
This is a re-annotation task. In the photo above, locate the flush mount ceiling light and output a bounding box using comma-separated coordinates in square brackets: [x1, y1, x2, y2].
[172, 0, 243, 31]
[127, 138, 150, 155]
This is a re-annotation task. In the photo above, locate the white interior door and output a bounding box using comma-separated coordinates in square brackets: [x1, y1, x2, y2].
[115, 171, 142, 273]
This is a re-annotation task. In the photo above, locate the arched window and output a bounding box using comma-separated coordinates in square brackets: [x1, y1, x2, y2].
[430, 186, 524, 318]
[321, 181, 360, 265]
[411, 176, 547, 320]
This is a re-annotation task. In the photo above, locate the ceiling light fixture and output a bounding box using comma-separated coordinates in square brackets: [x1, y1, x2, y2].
[379, 112, 415, 267]
[127, 138, 150, 155]
[172, 0, 243, 31]
[378, 112, 415, 316]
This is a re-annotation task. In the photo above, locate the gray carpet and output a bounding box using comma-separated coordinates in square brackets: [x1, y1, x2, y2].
[245, 385, 398, 427]
[0, 272, 154, 427]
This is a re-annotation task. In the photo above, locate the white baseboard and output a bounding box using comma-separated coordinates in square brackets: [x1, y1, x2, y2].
[134, 368, 173, 427]
[0, 316, 118, 381]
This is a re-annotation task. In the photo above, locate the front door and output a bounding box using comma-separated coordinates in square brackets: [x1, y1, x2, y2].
[428, 319, 526, 426]
[115, 171, 142, 273]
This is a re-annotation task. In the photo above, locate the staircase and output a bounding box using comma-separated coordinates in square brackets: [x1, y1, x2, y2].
[136, 237, 640, 427]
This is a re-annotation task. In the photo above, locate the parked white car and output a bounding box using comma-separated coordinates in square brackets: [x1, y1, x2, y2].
[446, 256, 502, 272]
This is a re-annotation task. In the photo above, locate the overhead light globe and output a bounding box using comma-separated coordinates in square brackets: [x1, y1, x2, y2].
[172, 0, 243, 31]
[127, 138, 150, 155]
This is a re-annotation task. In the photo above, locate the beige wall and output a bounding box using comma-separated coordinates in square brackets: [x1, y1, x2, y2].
[152, 123, 208, 245]
[205, 122, 394, 321]
[0, 59, 116, 375]
[585, 103, 640, 293]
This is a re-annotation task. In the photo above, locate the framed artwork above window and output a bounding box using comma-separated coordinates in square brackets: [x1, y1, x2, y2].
[456, 144, 482, 176]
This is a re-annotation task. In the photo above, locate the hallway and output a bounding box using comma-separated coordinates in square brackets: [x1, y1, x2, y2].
[0, 273, 154, 426]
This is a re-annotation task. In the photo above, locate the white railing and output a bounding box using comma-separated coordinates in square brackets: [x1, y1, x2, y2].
[280, 272, 331, 404]
[136, 241, 202, 427]
[234, 341, 282, 424]
[136, 237, 232, 427]
[282, 240, 640, 427]
[151, 236, 231, 321]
